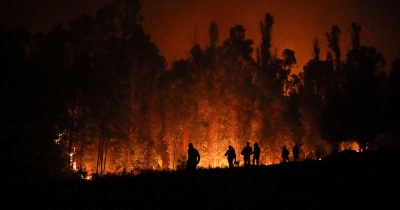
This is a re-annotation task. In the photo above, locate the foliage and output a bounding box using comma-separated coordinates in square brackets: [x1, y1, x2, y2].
[1, 0, 399, 178]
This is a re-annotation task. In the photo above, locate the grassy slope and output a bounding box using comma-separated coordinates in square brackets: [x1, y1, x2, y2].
[6, 149, 400, 209]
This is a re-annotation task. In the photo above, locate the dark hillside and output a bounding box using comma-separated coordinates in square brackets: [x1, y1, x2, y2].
[4, 149, 400, 209]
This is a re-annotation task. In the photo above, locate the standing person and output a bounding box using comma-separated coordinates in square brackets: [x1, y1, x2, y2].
[281, 146, 290, 163]
[186, 143, 200, 171]
[241, 142, 253, 166]
[252, 142, 260, 165]
[292, 144, 300, 162]
[224, 145, 236, 168]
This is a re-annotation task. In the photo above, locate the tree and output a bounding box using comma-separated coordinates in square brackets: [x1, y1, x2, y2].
[209, 21, 219, 49]
[282, 49, 297, 69]
[260, 13, 274, 73]
[344, 22, 385, 151]
[1, 26, 70, 180]
[221, 24, 254, 64]
[313, 37, 321, 61]
[302, 37, 337, 153]
[56, 0, 167, 174]
[326, 25, 342, 71]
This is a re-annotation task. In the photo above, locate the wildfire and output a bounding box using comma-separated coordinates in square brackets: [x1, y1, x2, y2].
[339, 141, 360, 152]
[70, 147, 77, 171]
[62, 128, 332, 177]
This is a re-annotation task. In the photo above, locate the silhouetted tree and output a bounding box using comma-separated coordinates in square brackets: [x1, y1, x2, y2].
[1, 26, 69, 180]
[344, 22, 385, 151]
[209, 21, 219, 49]
[302, 37, 337, 153]
[260, 13, 274, 74]
[313, 37, 321, 61]
[326, 25, 342, 71]
[57, 0, 167, 174]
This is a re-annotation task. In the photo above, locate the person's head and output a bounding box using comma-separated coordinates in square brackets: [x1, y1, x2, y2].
[283, 146, 286, 149]
[189, 143, 193, 149]
[228, 145, 233, 149]
[246, 142, 250, 146]
[254, 142, 258, 146]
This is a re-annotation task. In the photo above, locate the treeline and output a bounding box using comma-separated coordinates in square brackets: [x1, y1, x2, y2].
[1, 0, 400, 179]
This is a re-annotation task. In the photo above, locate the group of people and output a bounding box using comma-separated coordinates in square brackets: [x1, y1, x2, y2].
[281, 144, 300, 163]
[186, 142, 321, 170]
[224, 142, 261, 168]
[185, 141, 261, 170]
[282, 144, 321, 162]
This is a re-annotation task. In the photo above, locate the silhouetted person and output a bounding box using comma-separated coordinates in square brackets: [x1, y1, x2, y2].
[315, 149, 321, 160]
[186, 143, 200, 171]
[241, 142, 253, 166]
[281, 146, 290, 163]
[292, 144, 300, 162]
[224, 145, 236, 168]
[252, 142, 260, 165]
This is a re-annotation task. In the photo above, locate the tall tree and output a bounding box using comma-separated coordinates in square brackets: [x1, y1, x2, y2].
[313, 37, 321, 61]
[349, 22, 361, 50]
[345, 22, 385, 151]
[326, 25, 341, 71]
[260, 13, 274, 74]
[1, 26, 70, 180]
[302, 37, 337, 154]
[209, 21, 219, 49]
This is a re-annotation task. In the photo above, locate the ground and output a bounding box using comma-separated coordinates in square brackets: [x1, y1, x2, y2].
[4, 149, 400, 209]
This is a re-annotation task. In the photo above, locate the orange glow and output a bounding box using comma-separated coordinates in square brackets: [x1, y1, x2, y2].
[5, 0, 395, 177]
[71, 132, 331, 176]
[140, 0, 400, 74]
[0, 1, 398, 74]
[339, 141, 360, 152]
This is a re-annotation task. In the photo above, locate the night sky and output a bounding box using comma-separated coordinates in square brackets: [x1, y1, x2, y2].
[1, 0, 399, 73]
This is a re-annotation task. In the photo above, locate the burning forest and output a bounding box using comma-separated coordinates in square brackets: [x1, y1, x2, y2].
[2, 0, 400, 180]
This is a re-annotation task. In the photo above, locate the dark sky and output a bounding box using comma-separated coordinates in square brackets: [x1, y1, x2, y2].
[1, 0, 399, 73]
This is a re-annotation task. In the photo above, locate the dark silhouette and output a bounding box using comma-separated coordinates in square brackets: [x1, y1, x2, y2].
[186, 143, 200, 170]
[241, 142, 253, 166]
[315, 149, 321, 160]
[252, 142, 260, 165]
[3, 3, 398, 182]
[224, 145, 237, 168]
[292, 144, 300, 162]
[281, 146, 290, 163]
